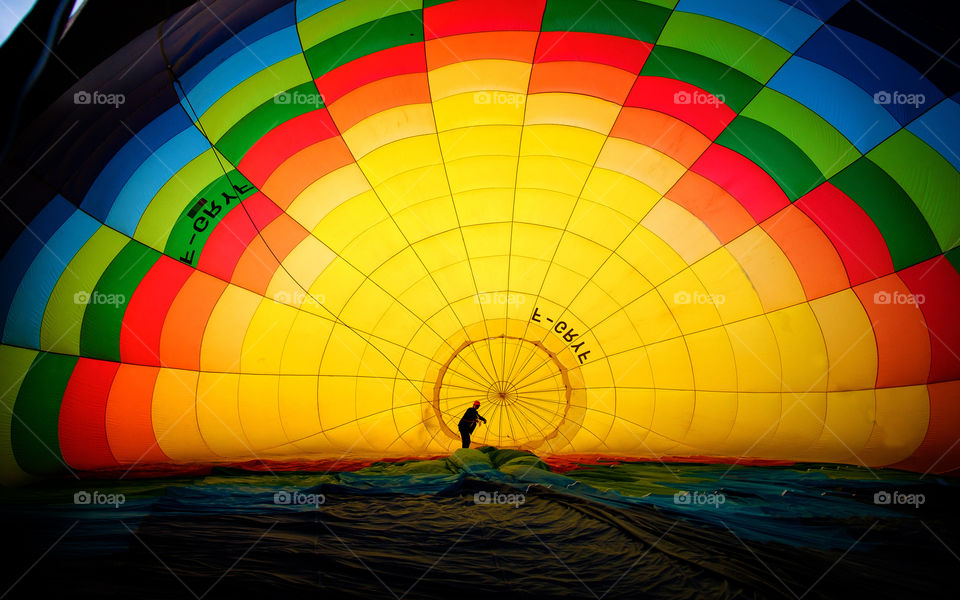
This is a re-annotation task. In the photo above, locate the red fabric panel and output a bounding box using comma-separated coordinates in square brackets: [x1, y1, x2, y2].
[899, 256, 960, 383]
[315, 43, 426, 105]
[626, 76, 736, 139]
[238, 109, 339, 187]
[58, 358, 121, 470]
[691, 145, 789, 222]
[535, 31, 652, 74]
[890, 380, 960, 474]
[197, 194, 280, 281]
[120, 256, 193, 365]
[424, 0, 545, 40]
[795, 182, 894, 286]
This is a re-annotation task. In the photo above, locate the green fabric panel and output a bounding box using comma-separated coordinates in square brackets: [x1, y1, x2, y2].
[40, 226, 129, 356]
[304, 11, 425, 78]
[216, 82, 324, 164]
[656, 12, 790, 83]
[80, 241, 160, 362]
[829, 157, 941, 271]
[0, 345, 37, 485]
[11, 352, 77, 475]
[867, 130, 960, 253]
[298, 0, 422, 50]
[542, 0, 670, 42]
[640, 45, 761, 112]
[716, 116, 824, 201]
[740, 88, 859, 178]
[164, 171, 258, 268]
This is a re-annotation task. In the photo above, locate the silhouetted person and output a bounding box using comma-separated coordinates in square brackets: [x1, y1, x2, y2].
[458, 400, 487, 448]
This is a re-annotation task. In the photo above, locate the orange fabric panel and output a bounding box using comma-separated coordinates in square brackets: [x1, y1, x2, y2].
[665, 171, 755, 243]
[261, 136, 355, 209]
[159, 272, 228, 370]
[609, 107, 710, 167]
[761, 204, 849, 300]
[231, 216, 308, 295]
[328, 73, 432, 132]
[854, 274, 932, 388]
[891, 380, 960, 473]
[528, 61, 636, 105]
[425, 31, 539, 69]
[104, 364, 168, 465]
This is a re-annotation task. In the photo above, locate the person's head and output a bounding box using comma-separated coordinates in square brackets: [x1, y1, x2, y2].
[473, 400, 481, 408]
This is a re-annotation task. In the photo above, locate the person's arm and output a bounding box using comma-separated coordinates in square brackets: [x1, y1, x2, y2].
[479, 414, 487, 424]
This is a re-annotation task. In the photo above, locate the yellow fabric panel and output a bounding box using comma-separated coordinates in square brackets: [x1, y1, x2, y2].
[267, 236, 336, 309]
[607, 347, 655, 389]
[152, 368, 216, 461]
[553, 232, 610, 279]
[335, 213, 410, 275]
[314, 190, 388, 254]
[195, 372, 247, 457]
[517, 155, 593, 197]
[768, 392, 826, 458]
[520, 124, 606, 165]
[428, 60, 531, 99]
[767, 304, 828, 393]
[725, 226, 806, 313]
[645, 338, 694, 389]
[278, 375, 323, 451]
[201, 285, 263, 372]
[684, 391, 738, 449]
[722, 392, 782, 456]
[623, 292, 682, 345]
[809, 290, 878, 391]
[659, 269, 723, 334]
[279, 312, 334, 374]
[393, 195, 460, 243]
[287, 164, 371, 231]
[342, 105, 436, 158]
[861, 385, 928, 465]
[375, 166, 450, 215]
[568, 279, 619, 328]
[453, 188, 515, 225]
[582, 167, 661, 224]
[358, 134, 441, 187]
[339, 279, 407, 334]
[445, 157, 517, 193]
[596, 138, 686, 195]
[307, 258, 365, 315]
[808, 389, 875, 463]
[432, 92, 527, 130]
[438, 125, 520, 160]
[514, 189, 579, 229]
[641, 199, 721, 265]
[241, 299, 298, 374]
[691, 248, 764, 323]
[685, 328, 738, 391]
[648, 389, 695, 453]
[0, 345, 36, 485]
[371, 247, 429, 298]
[590, 253, 653, 306]
[525, 93, 620, 133]
[567, 199, 636, 251]
[591, 311, 643, 356]
[617, 226, 687, 286]
[724, 317, 783, 392]
[239, 373, 288, 450]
